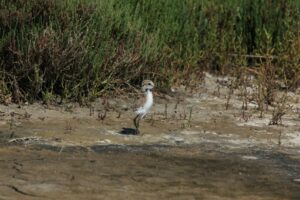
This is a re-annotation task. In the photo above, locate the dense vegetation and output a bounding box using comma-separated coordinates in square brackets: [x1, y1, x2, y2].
[0, 0, 299, 103]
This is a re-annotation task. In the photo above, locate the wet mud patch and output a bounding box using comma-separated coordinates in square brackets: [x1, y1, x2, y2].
[90, 144, 172, 154]
[0, 144, 299, 200]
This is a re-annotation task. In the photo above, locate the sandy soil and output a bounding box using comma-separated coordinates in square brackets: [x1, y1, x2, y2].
[0, 73, 299, 199]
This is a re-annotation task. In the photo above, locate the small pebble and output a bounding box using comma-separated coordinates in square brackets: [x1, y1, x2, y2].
[241, 156, 258, 160]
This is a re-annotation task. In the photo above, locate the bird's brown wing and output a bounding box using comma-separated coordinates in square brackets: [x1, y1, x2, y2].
[132, 92, 146, 112]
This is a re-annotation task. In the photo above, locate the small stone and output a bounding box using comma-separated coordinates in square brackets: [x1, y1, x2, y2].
[241, 155, 258, 160]
[293, 178, 300, 183]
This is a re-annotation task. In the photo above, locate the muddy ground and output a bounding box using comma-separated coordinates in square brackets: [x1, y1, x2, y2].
[0, 73, 299, 200]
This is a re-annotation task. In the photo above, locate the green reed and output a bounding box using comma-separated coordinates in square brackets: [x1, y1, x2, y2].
[0, 0, 299, 103]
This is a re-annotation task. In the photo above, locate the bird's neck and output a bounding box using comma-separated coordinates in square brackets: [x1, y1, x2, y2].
[144, 89, 153, 107]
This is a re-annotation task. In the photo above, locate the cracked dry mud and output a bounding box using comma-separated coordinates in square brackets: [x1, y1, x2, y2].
[0, 73, 299, 200]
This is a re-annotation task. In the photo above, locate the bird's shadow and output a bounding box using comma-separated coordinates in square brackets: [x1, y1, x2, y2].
[119, 127, 137, 135]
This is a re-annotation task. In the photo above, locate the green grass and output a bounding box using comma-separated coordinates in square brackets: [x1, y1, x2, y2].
[0, 0, 299, 103]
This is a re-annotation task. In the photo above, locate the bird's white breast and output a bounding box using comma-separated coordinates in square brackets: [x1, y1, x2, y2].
[136, 90, 153, 117]
[144, 90, 153, 111]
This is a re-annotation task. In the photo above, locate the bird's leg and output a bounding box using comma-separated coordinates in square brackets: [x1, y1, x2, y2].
[133, 114, 140, 134]
[133, 115, 138, 129]
[136, 116, 141, 134]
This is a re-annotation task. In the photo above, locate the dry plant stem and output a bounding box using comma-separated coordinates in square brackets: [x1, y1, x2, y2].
[181, 123, 185, 129]
[174, 97, 180, 113]
[98, 110, 107, 122]
[24, 112, 31, 119]
[174, 99, 179, 120]
[278, 131, 282, 146]
[188, 107, 193, 126]
[89, 106, 94, 116]
[257, 81, 264, 118]
[9, 117, 14, 130]
[225, 87, 234, 110]
[65, 121, 72, 132]
[242, 76, 248, 111]
[150, 114, 155, 126]
[228, 53, 277, 60]
[116, 111, 121, 118]
[183, 107, 187, 120]
[269, 93, 290, 125]
[241, 74, 249, 121]
[9, 132, 15, 139]
[164, 103, 168, 119]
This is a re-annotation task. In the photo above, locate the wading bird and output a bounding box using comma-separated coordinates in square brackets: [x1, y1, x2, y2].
[133, 80, 154, 134]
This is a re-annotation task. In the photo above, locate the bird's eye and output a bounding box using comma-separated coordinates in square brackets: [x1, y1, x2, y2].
[148, 83, 151, 85]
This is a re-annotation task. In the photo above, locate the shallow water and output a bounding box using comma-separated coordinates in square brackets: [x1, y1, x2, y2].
[0, 144, 299, 200]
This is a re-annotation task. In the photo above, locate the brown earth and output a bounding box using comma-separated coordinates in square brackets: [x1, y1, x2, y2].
[0, 73, 299, 199]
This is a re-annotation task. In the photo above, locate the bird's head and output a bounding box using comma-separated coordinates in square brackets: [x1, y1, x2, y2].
[141, 80, 154, 92]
